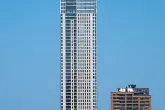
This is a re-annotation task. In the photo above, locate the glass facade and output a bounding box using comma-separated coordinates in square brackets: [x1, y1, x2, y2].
[60, 0, 97, 110]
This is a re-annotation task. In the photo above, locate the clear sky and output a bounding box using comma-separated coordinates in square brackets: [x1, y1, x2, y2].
[0, 0, 165, 110]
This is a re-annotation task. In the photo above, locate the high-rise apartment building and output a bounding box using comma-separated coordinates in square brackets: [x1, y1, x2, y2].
[60, 0, 97, 110]
[111, 85, 151, 110]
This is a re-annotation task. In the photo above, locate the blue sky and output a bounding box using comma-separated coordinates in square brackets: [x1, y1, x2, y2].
[0, 0, 165, 110]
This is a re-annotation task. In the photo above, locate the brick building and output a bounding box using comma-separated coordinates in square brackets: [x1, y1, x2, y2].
[111, 85, 151, 110]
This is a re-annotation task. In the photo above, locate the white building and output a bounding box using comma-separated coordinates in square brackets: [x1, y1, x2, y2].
[60, 0, 97, 110]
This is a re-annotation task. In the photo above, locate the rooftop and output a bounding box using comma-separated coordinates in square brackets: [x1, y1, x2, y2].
[117, 84, 150, 96]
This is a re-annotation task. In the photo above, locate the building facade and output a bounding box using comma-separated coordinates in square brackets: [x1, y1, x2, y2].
[111, 85, 151, 110]
[60, 0, 97, 110]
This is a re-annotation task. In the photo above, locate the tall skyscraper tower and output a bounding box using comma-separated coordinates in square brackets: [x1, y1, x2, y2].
[60, 0, 97, 110]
